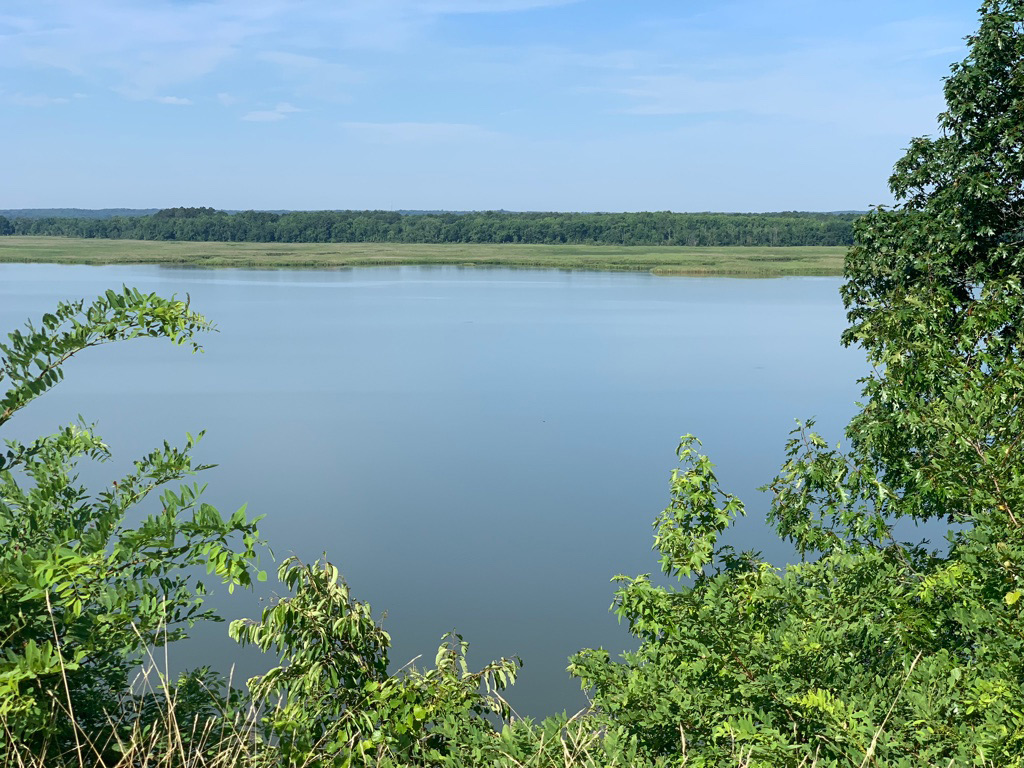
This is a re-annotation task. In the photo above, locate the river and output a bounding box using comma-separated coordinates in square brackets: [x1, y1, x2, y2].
[0, 263, 865, 717]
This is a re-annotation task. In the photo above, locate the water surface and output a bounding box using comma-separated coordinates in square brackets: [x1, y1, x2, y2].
[0, 264, 864, 716]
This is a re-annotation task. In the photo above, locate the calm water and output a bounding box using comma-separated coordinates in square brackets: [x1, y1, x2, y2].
[1, 264, 865, 717]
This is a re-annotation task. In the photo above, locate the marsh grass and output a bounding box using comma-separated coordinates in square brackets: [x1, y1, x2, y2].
[0, 694, 793, 768]
[0, 631, 948, 768]
[0, 631, 817, 768]
[0, 237, 846, 277]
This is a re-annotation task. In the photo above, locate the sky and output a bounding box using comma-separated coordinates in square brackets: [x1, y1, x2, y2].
[0, 0, 982, 212]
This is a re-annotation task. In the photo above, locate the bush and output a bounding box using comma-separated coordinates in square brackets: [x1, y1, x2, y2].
[0, 288, 265, 762]
[571, 3, 1024, 765]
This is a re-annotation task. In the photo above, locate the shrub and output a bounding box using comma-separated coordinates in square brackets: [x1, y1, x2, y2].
[571, 3, 1024, 765]
[0, 288, 264, 762]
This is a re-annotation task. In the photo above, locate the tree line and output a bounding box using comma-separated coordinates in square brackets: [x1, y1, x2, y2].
[0, 209, 859, 247]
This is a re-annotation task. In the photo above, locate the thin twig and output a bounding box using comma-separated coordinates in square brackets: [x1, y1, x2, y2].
[859, 650, 923, 767]
[44, 591, 85, 768]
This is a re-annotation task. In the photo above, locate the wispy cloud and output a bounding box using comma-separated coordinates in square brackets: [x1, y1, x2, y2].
[257, 50, 325, 69]
[0, 1, 278, 98]
[611, 71, 943, 138]
[404, 0, 579, 12]
[344, 122, 503, 146]
[341, 121, 499, 144]
[0, 0, 579, 94]
[242, 101, 303, 122]
[0, 0, 978, 212]
[255, 49, 361, 102]
[599, 18, 962, 138]
[264, 0, 580, 51]
[5, 93, 70, 106]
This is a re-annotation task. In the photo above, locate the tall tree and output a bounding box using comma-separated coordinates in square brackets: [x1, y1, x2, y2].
[841, 0, 1024, 529]
[571, 3, 1024, 765]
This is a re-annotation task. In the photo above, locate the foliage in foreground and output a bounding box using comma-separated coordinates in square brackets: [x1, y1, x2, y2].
[0, 291, 523, 768]
[3, 2, 1024, 766]
[572, 1, 1024, 764]
[0, 288, 266, 760]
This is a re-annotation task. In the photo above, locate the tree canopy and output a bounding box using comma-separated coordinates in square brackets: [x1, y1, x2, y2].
[571, 2, 1024, 764]
[3, 209, 858, 248]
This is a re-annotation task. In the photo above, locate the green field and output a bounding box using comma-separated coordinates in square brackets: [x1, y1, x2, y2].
[0, 236, 847, 276]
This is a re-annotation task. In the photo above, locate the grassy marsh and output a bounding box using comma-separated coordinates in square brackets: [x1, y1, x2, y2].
[0, 237, 847, 276]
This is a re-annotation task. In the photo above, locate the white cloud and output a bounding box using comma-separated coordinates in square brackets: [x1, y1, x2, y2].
[256, 50, 362, 88]
[242, 102, 303, 121]
[272, 0, 580, 51]
[257, 50, 324, 69]
[7, 93, 70, 106]
[612, 70, 944, 138]
[157, 95, 192, 105]
[404, 0, 579, 12]
[598, 17, 963, 139]
[0, 0, 278, 98]
[247, 51, 359, 106]
[0, 0, 975, 213]
[528, 48, 650, 72]
[0, 0, 579, 87]
[342, 121, 498, 144]
[242, 110, 285, 122]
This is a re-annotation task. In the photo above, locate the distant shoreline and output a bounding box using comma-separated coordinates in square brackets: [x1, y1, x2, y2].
[0, 208, 869, 219]
[0, 237, 847, 277]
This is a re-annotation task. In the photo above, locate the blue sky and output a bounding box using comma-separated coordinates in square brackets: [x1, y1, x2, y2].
[0, 0, 980, 212]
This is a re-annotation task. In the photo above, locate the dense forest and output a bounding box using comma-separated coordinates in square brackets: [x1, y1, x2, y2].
[0, 209, 859, 247]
